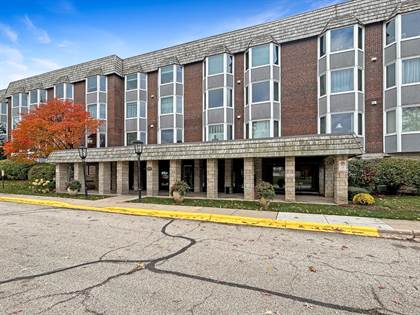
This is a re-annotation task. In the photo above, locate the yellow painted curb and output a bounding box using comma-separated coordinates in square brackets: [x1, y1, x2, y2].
[0, 196, 379, 237]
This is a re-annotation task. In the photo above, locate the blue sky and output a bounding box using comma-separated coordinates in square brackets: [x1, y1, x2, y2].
[0, 0, 340, 89]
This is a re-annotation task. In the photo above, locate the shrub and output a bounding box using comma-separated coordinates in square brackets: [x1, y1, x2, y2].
[256, 181, 275, 200]
[30, 178, 55, 194]
[352, 193, 375, 205]
[170, 180, 189, 197]
[28, 163, 55, 181]
[0, 159, 34, 180]
[67, 180, 81, 191]
[348, 186, 369, 201]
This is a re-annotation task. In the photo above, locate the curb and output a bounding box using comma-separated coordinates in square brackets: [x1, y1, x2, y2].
[378, 229, 419, 241]
[0, 196, 384, 238]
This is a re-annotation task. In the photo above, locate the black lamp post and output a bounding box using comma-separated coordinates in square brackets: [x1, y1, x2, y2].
[133, 140, 144, 200]
[78, 145, 88, 197]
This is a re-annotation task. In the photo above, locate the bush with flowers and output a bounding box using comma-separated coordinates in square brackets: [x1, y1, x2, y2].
[30, 178, 55, 194]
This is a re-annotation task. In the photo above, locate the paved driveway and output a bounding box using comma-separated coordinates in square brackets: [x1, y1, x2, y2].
[0, 202, 419, 314]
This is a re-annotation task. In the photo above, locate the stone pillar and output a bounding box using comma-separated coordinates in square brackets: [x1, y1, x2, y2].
[194, 160, 201, 193]
[206, 159, 218, 199]
[169, 160, 182, 196]
[224, 159, 232, 193]
[98, 162, 111, 195]
[116, 161, 129, 194]
[285, 156, 295, 202]
[74, 163, 85, 193]
[319, 164, 325, 195]
[244, 158, 255, 200]
[55, 163, 69, 193]
[132, 162, 138, 191]
[254, 158, 262, 183]
[334, 155, 348, 205]
[324, 157, 334, 198]
[147, 160, 159, 196]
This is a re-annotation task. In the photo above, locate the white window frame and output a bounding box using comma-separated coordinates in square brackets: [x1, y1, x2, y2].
[54, 83, 74, 100]
[86, 75, 107, 148]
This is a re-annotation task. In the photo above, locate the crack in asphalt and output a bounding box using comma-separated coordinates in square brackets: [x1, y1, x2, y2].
[0, 219, 411, 315]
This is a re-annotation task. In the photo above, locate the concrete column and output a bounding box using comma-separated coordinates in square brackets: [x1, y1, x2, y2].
[146, 160, 159, 196]
[194, 159, 201, 193]
[98, 162, 112, 195]
[55, 163, 69, 193]
[285, 156, 296, 202]
[206, 159, 218, 199]
[324, 157, 335, 198]
[319, 165, 325, 195]
[334, 155, 348, 205]
[244, 158, 255, 200]
[254, 158, 262, 183]
[116, 161, 129, 195]
[74, 163, 85, 193]
[224, 159, 232, 193]
[169, 160, 182, 196]
[132, 162, 138, 191]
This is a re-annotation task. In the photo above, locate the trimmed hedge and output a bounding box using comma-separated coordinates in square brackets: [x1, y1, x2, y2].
[28, 163, 56, 181]
[0, 160, 34, 180]
[349, 158, 420, 195]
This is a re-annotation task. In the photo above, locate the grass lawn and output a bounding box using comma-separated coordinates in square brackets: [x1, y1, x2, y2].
[0, 180, 108, 200]
[133, 195, 420, 221]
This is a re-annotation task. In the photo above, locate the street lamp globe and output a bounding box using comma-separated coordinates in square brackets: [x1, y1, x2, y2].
[78, 145, 88, 160]
[133, 140, 144, 156]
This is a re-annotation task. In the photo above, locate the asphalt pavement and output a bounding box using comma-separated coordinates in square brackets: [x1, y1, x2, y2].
[0, 201, 419, 314]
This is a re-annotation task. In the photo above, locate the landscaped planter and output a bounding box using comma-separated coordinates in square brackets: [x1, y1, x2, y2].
[67, 188, 79, 196]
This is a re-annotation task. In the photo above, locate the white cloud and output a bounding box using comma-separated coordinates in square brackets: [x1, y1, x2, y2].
[57, 39, 73, 48]
[22, 15, 51, 44]
[0, 23, 18, 43]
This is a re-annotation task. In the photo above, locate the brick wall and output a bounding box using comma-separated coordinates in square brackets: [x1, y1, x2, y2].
[107, 74, 124, 146]
[47, 87, 54, 101]
[73, 81, 85, 105]
[364, 22, 383, 153]
[281, 37, 318, 136]
[234, 53, 244, 139]
[184, 62, 202, 142]
[147, 71, 158, 144]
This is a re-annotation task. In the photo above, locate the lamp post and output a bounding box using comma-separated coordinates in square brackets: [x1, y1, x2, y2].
[78, 145, 88, 197]
[133, 140, 144, 200]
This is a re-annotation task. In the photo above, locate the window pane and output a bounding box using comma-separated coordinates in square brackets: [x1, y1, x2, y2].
[56, 84, 64, 99]
[246, 123, 249, 139]
[252, 120, 270, 138]
[176, 66, 183, 83]
[402, 107, 420, 132]
[320, 35, 326, 56]
[12, 94, 19, 107]
[331, 113, 353, 133]
[386, 20, 396, 45]
[161, 97, 173, 114]
[331, 26, 354, 52]
[252, 81, 270, 103]
[386, 110, 396, 134]
[100, 76, 106, 92]
[127, 132, 137, 145]
[358, 113, 363, 135]
[139, 101, 146, 118]
[252, 45, 270, 67]
[40, 90, 47, 103]
[245, 86, 249, 105]
[331, 69, 354, 93]
[208, 89, 224, 108]
[140, 73, 147, 90]
[1, 102, 7, 114]
[99, 103, 106, 119]
[227, 89, 232, 107]
[161, 66, 173, 84]
[274, 120, 279, 137]
[320, 75, 326, 96]
[245, 51, 249, 70]
[176, 129, 183, 143]
[176, 96, 183, 113]
[161, 129, 174, 144]
[358, 27, 363, 50]
[402, 11, 420, 39]
[402, 58, 420, 84]
[274, 81, 279, 101]
[30, 90, 38, 104]
[386, 63, 396, 88]
[358, 69, 363, 91]
[208, 55, 224, 75]
[99, 133, 106, 147]
[273, 45, 279, 65]
[87, 76, 97, 93]
[126, 102, 137, 118]
[66, 84, 73, 99]
[21, 94, 28, 106]
[140, 132, 146, 144]
[227, 125, 232, 140]
[208, 124, 224, 141]
[127, 74, 138, 90]
[320, 117, 326, 134]
[87, 104, 97, 118]
[227, 55, 233, 73]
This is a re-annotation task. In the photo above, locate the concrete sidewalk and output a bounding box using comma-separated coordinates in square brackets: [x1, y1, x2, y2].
[0, 193, 419, 239]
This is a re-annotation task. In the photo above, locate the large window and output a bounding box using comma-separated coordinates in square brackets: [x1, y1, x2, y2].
[0, 101, 7, 136]
[252, 120, 270, 138]
[208, 89, 223, 108]
[252, 81, 270, 103]
[208, 124, 224, 141]
[386, 19, 396, 45]
[208, 55, 224, 75]
[30, 90, 38, 104]
[176, 96, 183, 114]
[87, 104, 97, 118]
[66, 84, 73, 99]
[402, 58, 420, 84]
[320, 75, 326, 96]
[126, 74, 137, 90]
[161, 129, 174, 144]
[252, 45, 270, 67]
[402, 11, 420, 39]
[161, 97, 173, 114]
[126, 132, 137, 145]
[402, 107, 420, 132]
[331, 113, 353, 134]
[140, 101, 146, 118]
[320, 116, 326, 134]
[56, 83, 64, 99]
[126, 102, 137, 118]
[320, 35, 326, 57]
[386, 63, 396, 88]
[331, 26, 354, 52]
[161, 66, 173, 84]
[87, 76, 97, 92]
[331, 69, 354, 93]
[386, 110, 396, 134]
[176, 65, 183, 83]
[55, 83, 73, 100]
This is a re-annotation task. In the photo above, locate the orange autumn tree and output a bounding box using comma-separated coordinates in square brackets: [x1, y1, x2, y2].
[4, 99, 100, 161]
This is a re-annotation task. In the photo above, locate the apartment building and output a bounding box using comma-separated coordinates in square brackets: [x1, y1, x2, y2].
[1, 0, 419, 204]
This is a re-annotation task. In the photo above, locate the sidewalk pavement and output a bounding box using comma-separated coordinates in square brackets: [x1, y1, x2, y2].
[0, 193, 419, 240]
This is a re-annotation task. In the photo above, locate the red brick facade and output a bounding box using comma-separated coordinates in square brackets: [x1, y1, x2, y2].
[107, 74, 124, 147]
[234, 53, 244, 139]
[281, 37, 318, 136]
[364, 23, 384, 153]
[147, 71, 158, 144]
[184, 62, 203, 142]
[73, 81, 85, 106]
